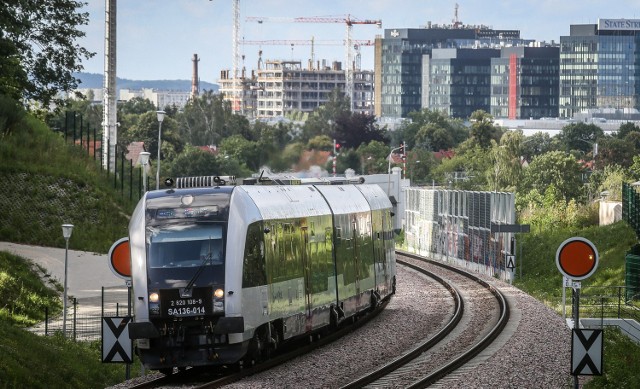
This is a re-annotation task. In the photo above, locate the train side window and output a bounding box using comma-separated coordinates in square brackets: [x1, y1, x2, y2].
[242, 222, 266, 288]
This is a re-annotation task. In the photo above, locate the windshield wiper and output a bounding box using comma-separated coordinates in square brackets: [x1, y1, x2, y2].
[183, 238, 214, 294]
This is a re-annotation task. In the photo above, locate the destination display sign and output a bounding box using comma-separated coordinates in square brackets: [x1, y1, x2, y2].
[599, 19, 640, 31]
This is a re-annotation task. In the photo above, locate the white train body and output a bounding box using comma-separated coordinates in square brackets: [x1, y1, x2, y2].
[126, 180, 396, 371]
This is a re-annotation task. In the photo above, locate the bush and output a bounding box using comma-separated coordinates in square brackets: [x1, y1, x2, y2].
[0, 94, 26, 137]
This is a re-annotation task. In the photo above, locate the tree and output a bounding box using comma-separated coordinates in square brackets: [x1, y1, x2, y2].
[520, 151, 585, 202]
[300, 88, 350, 142]
[519, 132, 557, 162]
[180, 91, 232, 146]
[118, 97, 156, 116]
[219, 135, 260, 171]
[433, 139, 492, 189]
[589, 164, 631, 202]
[405, 148, 437, 184]
[120, 111, 183, 162]
[307, 135, 333, 151]
[356, 140, 392, 174]
[557, 122, 603, 155]
[252, 121, 294, 171]
[616, 122, 640, 139]
[169, 146, 221, 177]
[469, 110, 502, 149]
[331, 112, 387, 149]
[594, 136, 636, 169]
[0, 0, 94, 107]
[487, 132, 526, 192]
[406, 109, 468, 151]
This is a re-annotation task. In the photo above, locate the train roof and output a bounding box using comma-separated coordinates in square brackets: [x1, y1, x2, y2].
[238, 185, 333, 220]
[313, 185, 370, 215]
[356, 184, 392, 211]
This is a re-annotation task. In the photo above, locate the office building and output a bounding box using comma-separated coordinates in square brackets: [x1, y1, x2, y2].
[427, 48, 500, 118]
[560, 19, 640, 119]
[491, 46, 560, 119]
[375, 25, 527, 118]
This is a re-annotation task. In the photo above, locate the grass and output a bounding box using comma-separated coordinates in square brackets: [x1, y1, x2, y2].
[514, 221, 640, 388]
[0, 114, 133, 253]
[0, 252, 61, 326]
[0, 252, 125, 388]
[515, 221, 638, 308]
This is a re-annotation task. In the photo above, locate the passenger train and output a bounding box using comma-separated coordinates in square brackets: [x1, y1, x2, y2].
[123, 175, 396, 373]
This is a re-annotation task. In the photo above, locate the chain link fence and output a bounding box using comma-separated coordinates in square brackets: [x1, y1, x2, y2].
[30, 286, 130, 341]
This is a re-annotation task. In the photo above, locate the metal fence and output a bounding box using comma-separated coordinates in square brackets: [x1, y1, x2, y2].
[575, 285, 640, 342]
[578, 286, 640, 321]
[60, 111, 147, 204]
[31, 286, 130, 341]
[404, 188, 516, 281]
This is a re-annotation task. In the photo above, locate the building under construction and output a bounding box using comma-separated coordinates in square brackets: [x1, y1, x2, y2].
[219, 58, 375, 118]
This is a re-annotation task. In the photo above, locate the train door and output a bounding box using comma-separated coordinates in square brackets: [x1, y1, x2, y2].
[352, 217, 361, 297]
[301, 226, 313, 331]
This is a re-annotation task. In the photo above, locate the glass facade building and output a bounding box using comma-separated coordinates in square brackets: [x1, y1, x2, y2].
[491, 47, 559, 119]
[428, 48, 499, 118]
[560, 21, 640, 118]
[375, 27, 519, 118]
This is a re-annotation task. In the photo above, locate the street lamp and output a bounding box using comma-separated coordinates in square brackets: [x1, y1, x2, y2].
[387, 144, 403, 199]
[139, 151, 150, 194]
[155, 110, 166, 190]
[411, 160, 420, 183]
[61, 223, 74, 337]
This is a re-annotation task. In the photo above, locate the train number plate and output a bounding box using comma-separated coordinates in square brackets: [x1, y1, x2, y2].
[162, 288, 212, 317]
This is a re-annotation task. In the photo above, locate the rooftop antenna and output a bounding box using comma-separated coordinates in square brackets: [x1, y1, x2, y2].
[452, 3, 462, 28]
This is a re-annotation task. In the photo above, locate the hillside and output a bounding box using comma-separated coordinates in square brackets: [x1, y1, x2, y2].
[0, 113, 133, 253]
[74, 72, 219, 93]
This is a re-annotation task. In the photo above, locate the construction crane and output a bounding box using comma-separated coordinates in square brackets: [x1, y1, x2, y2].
[241, 38, 375, 70]
[245, 14, 382, 111]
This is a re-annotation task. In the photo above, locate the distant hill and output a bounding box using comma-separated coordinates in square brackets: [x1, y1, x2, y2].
[74, 72, 219, 92]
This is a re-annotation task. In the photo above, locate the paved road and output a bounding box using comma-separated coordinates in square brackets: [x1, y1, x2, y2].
[0, 242, 126, 299]
[1, 242, 130, 339]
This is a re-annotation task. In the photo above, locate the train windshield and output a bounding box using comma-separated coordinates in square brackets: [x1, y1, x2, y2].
[147, 224, 224, 269]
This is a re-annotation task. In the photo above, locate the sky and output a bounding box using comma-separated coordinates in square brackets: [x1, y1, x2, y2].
[77, 0, 640, 83]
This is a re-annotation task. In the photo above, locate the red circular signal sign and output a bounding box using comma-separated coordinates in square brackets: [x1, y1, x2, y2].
[555, 237, 599, 280]
[108, 237, 131, 280]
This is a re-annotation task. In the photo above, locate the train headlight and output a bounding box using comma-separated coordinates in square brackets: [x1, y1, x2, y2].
[148, 292, 160, 315]
[213, 288, 224, 313]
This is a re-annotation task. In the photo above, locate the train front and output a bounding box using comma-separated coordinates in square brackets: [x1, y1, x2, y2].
[127, 187, 245, 372]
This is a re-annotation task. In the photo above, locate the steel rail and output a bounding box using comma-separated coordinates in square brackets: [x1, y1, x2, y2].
[341, 251, 510, 388]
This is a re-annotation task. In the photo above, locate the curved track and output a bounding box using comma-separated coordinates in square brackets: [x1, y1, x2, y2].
[341, 251, 510, 388]
[128, 301, 391, 389]
[124, 250, 509, 389]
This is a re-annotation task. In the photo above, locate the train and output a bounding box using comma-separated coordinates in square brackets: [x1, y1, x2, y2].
[124, 175, 396, 373]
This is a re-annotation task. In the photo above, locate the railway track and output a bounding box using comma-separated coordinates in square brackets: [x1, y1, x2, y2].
[341, 251, 510, 388]
[121, 251, 509, 388]
[127, 300, 391, 389]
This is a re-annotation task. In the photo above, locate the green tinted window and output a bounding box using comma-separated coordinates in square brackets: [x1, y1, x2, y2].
[242, 222, 266, 287]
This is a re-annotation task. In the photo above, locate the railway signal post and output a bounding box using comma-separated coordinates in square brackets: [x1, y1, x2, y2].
[555, 237, 602, 387]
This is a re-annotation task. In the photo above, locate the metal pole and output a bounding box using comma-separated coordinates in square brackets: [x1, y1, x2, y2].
[156, 120, 162, 190]
[562, 277, 567, 320]
[62, 237, 69, 337]
[73, 298, 77, 341]
[573, 287, 580, 389]
[142, 164, 148, 194]
[126, 286, 132, 380]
